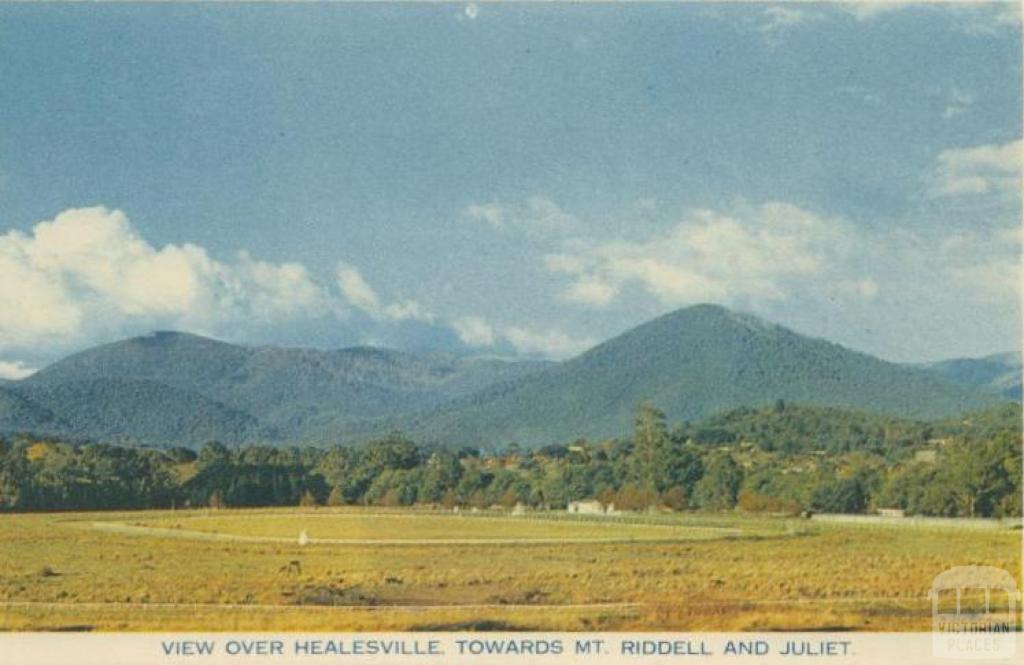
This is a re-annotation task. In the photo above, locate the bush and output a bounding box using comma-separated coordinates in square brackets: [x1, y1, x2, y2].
[737, 489, 801, 515]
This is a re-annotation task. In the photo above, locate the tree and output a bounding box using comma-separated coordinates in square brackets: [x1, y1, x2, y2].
[614, 482, 659, 511]
[326, 486, 344, 507]
[418, 451, 462, 503]
[692, 453, 742, 510]
[360, 434, 420, 473]
[631, 403, 670, 490]
[209, 489, 226, 509]
[299, 490, 319, 507]
[662, 486, 687, 511]
[197, 441, 230, 470]
[500, 487, 521, 508]
[468, 489, 487, 509]
[811, 477, 867, 514]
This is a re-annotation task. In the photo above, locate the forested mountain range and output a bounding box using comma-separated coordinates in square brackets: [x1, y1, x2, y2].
[920, 352, 1021, 401]
[0, 304, 1012, 448]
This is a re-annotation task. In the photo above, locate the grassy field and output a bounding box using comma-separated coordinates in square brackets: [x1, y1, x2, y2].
[0, 507, 1019, 631]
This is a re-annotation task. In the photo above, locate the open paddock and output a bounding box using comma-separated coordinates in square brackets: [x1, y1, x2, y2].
[0, 507, 1018, 631]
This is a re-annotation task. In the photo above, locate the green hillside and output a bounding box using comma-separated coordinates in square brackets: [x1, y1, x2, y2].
[15, 332, 547, 445]
[1, 305, 1006, 448]
[0, 387, 65, 436]
[394, 305, 1004, 447]
[16, 378, 276, 446]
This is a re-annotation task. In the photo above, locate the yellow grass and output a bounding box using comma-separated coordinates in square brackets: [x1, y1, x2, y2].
[0, 508, 1018, 632]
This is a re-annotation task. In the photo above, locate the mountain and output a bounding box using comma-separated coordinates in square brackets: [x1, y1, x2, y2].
[392, 305, 1006, 446]
[14, 331, 548, 445]
[0, 386, 65, 435]
[13, 378, 276, 446]
[0, 305, 1008, 448]
[919, 352, 1021, 401]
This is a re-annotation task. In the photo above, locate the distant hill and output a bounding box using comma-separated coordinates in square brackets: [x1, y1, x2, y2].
[920, 352, 1021, 401]
[15, 378, 276, 446]
[14, 332, 548, 446]
[0, 386, 65, 436]
[0, 305, 1007, 448]
[392, 305, 1005, 446]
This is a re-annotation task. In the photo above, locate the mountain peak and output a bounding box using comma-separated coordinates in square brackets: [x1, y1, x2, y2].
[655, 303, 774, 329]
[132, 330, 234, 347]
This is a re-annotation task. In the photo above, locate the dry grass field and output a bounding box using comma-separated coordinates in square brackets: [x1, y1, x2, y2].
[0, 507, 1019, 632]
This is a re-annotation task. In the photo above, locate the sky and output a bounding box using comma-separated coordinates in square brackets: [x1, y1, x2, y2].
[0, 2, 1020, 377]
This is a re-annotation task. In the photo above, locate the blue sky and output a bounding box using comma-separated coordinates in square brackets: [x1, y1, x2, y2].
[0, 2, 1020, 377]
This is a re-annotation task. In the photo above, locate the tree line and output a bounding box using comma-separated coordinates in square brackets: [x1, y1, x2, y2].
[0, 402, 1019, 518]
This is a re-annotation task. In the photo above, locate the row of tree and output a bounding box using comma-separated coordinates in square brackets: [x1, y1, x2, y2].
[0, 402, 1019, 517]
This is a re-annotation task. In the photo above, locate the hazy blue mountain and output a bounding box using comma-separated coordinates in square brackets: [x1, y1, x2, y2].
[13, 378, 277, 446]
[919, 352, 1021, 401]
[16, 331, 549, 445]
[0, 386, 65, 436]
[1, 305, 1006, 448]
[389, 305, 1005, 447]
[25, 331, 254, 393]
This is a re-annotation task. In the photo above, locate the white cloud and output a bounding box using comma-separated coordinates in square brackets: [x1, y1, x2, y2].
[930, 139, 1021, 198]
[452, 316, 496, 347]
[463, 196, 581, 238]
[562, 277, 618, 308]
[940, 226, 1021, 298]
[840, 2, 1021, 36]
[0, 359, 36, 380]
[454, 314, 593, 359]
[504, 325, 595, 359]
[336, 262, 434, 323]
[841, 1, 914, 22]
[548, 202, 861, 309]
[336, 262, 382, 313]
[961, 2, 1021, 36]
[463, 202, 504, 229]
[0, 207, 333, 354]
[759, 6, 817, 40]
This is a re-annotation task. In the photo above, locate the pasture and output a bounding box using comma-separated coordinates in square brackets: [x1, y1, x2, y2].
[0, 507, 1019, 631]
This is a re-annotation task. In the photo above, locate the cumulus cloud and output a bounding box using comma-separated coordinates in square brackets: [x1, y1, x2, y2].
[453, 314, 592, 359]
[463, 196, 581, 238]
[0, 207, 333, 354]
[336, 262, 433, 323]
[840, 1, 914, 22]
[336, 262, 382, 313]
[940, 226, 1021, 299]
[930, 139, 1022, 198]
[757, 5, 822, 45]
[503, 325, 595, 359]
[760, 6, 812, 32]
[840, 2, 1021, 36]
[562, 277, 618, 308]
[452, 316, 496, 347]
[0, 359, 36, 380]
[546, 202, 861, 309]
